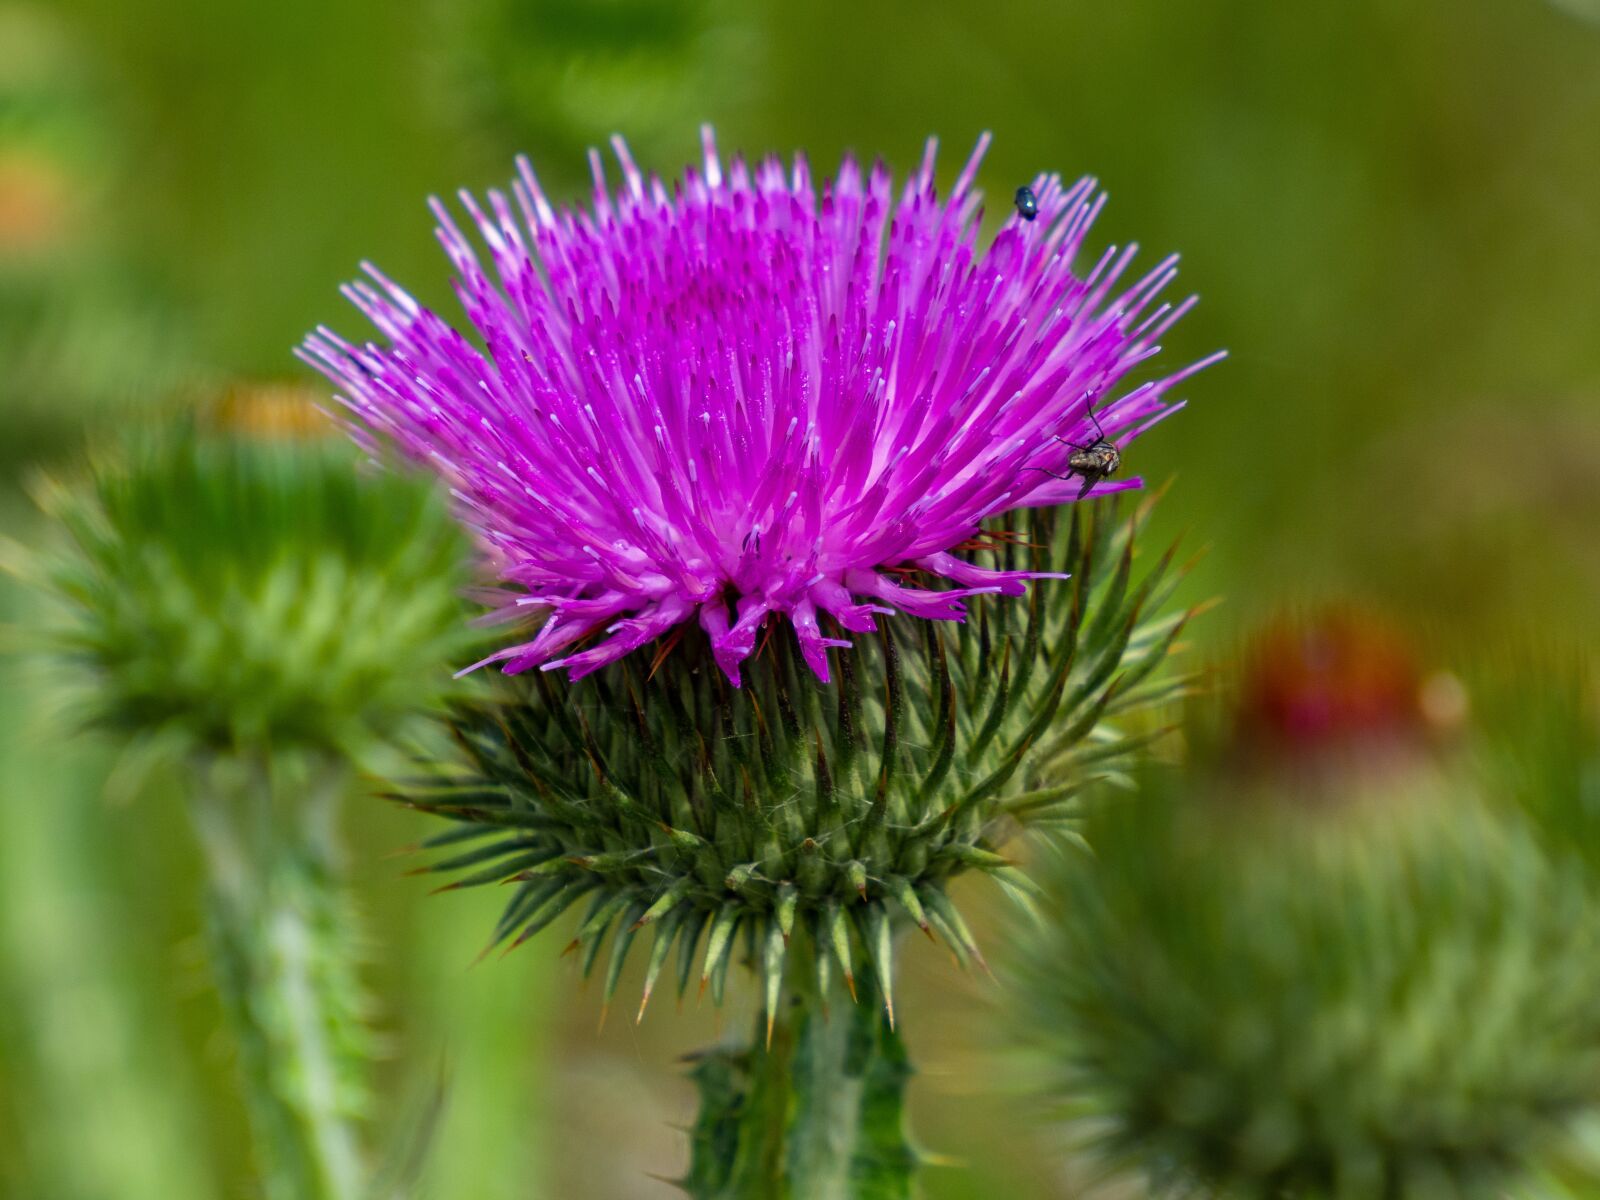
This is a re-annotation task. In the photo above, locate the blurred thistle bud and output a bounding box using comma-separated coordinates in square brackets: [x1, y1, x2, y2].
[1016, 622, 1600, 1199]
[24, 420, 478, 1197]
[36, 427, 472, 764]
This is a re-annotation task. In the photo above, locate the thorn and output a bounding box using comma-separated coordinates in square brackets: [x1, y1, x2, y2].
[647, 626, 685, 680]
[755, 613, 778, 661]
[597, 1002, 610, 1034]
[884, 995, 895, 1030]
[402, 865, 433, 877]
[561, 939, 581, 958]
[766, 1013, 775, 1050]
[428, 881, 463, 895]
[919, 922, 936, 943]
[498, 929, 537, 961]
[636, 985, 654, 1025]
[844, 970, 858, 1003]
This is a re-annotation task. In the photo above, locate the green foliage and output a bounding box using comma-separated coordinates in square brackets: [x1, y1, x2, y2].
[1020, 712, 1600, 1200]
[0, 5, 186, 465]
[197, 755, 374, 1200]
[41, 433, 473, 759]
[403, 496, 1197, 1025]
[430, 0, 754, 191]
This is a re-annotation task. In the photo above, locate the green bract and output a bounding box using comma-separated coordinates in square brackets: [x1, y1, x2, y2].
[1020, 714, 1600, 1200]
[45, 434, 471, 758]
[403, 497, 1197, 1026]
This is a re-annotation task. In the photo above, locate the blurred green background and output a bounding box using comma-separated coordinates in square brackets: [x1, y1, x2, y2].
[3, 0, 1598, 1196]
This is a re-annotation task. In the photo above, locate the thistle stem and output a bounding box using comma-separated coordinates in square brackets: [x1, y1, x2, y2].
[685, 943, 915, 1199]
[193, 753, 370, 1200]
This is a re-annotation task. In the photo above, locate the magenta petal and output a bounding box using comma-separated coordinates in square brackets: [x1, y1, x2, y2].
[709, 596, 771, 687]
[845, 569, 1002, 622]
[791, 598, 852, 683]
[915, 552, 1036, 596]
[303, 130, 1217, 682]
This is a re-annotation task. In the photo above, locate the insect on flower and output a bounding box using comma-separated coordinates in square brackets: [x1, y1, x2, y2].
[1014, 184, 1039, 221]
[1028, 396, 1123, 499]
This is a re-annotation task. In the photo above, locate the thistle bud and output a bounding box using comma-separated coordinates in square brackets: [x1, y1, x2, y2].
[1017, 633, 1600, 1199]
[40, 431, 471, 762]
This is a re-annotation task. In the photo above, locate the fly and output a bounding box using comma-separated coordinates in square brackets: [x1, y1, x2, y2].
[1026, 398, 1121, 500]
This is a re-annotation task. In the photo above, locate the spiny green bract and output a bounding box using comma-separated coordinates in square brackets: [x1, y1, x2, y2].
[43, 434, 472, 757]
[1020, 728, 1600, 1200]
[402, 497, 1198, 1026]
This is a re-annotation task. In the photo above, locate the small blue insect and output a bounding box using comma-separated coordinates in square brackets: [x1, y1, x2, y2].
[1013, 184, 1039, 222]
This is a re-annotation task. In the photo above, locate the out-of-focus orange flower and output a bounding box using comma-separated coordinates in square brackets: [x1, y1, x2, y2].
[212, 382, 335, 440]
[0, 150, 71, 255]
[1240, 609, 1420, 746]
[1230, 608, 1467, 788]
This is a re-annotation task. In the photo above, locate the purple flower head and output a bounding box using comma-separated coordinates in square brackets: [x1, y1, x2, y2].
[299, 129, 1221, 686]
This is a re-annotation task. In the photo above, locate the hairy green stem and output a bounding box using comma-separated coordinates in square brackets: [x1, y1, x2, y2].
[685, 947, 916, 1199]
[194, 754, 371, 1200]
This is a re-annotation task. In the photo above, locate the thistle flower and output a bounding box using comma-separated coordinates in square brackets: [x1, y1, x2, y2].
[1016, 638, 1600, 1200]
[295, 128, 1214, 1027]
[302, 133, 1214, 1194]
[299, 128, 1219, 686]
